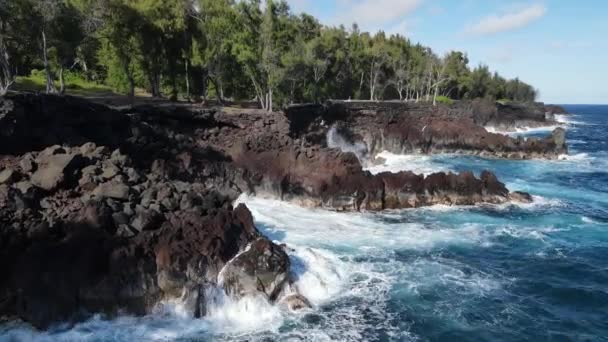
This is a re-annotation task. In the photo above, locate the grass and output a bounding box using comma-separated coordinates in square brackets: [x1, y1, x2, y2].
[14, 70, 115, 96]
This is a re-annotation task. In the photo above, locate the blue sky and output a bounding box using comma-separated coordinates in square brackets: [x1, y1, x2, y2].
[286, 0, 607, 104]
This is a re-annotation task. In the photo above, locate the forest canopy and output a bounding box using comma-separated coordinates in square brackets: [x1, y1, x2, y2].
[0, 0, 539, 109]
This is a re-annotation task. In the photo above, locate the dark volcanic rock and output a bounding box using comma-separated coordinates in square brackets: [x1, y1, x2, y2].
[221, 237, 290, 300]
[0, 94, 129, 155]
[0, 94, 541, 328]
[285, 100, 568, 159]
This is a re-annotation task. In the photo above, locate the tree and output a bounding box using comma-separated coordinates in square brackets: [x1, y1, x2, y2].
[468, 64, 492, 99]
[96, 0, 144, 102]
[193, 0, 237, 102]
[366, 32, 389, 100]
[441, 51, 470, 99]
[387, 35, 411, 101]
[303, 37, 328, 102]
[51, 3, 85, 94]
[3, 0, 539, 105]
[431, 54, 449, 106]
[0, 0, 36, 94]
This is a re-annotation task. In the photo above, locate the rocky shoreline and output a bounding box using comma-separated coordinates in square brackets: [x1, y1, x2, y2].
[0, 94, 564, 328]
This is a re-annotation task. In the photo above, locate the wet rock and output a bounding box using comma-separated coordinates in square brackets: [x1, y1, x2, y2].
[551, 127, 566, 149]
[281, 293, 312, 311]
[509, 191, 533, 203]
[221, 238, 290, 301]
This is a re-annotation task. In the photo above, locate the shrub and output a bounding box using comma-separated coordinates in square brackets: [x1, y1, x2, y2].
[435, 95, 453, 105]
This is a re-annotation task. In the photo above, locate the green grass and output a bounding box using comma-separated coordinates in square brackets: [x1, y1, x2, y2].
[14, 69, 115, 96]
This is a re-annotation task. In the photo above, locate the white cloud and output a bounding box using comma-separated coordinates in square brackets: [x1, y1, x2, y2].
[333, 0, 422, 28]
[466, 4, 547, 36]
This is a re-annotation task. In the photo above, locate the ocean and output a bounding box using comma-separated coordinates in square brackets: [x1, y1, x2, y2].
[2, 105, 607, 341]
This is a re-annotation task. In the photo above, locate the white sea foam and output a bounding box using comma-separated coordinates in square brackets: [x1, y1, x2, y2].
[493, 225, 567, 242]
[1, 187, 580, 341]
[326, 125, 369, 163]
[554, 114, 590, 126]
[557, 152, 590, 161]
[509, 195, 564, 210]
[237, 194, 493, 251]
[485, 124, 563, 135]
[365, 151, 451, 175]
[581, 216, 598, 224]
[204, 288, 284, 333]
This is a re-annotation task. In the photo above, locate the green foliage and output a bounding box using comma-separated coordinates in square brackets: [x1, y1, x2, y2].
[15, 69, 112, 94]
[435, 95, 453, 105]
[3, 0, 538, 105]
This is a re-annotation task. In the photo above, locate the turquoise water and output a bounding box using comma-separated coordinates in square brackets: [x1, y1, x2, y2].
[2, 106, 607, 341]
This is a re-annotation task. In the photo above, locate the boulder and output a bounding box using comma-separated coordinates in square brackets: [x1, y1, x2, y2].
[551, 127, 566, 149]
[509, 191, 533, 203]
[281, 293, 312, 311]
[221, 238, 290, 301]
[31, 152, 87, 191]
[19, 154, 37, 173]
[100, 162, 120, 180]
[110, 149, 130, 166]
[0, 168, 17, 184]
[131, 209, 163, 231]
[92, 181, 130, 200]
[80, 200, 114, 229]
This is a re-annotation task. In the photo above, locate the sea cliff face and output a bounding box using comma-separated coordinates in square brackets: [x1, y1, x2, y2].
[286, 100, 567, 160]
[0, 94, 560, 328]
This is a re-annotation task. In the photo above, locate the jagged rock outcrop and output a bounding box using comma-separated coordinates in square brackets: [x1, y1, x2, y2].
[286, 100, 568, 159]
[544, 104, 569, 115]
[0, 93, 544, 328]
[0, 139, 292, 328]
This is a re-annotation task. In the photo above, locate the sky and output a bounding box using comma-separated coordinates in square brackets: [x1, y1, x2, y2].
[285, 0, 608, 104]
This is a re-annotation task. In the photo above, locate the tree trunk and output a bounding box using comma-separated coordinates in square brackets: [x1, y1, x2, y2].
[201, 71, 208, 103]
[184, 59, 190, 101]
[433, 83, 439, 106]
[269, 88, 273, 112]
[369, 63, 374, 100]
[358, 71, 365, 99]
[217, 77, 224, 103]
[128, 76, 135, 105]
[42, 30, 55, 94]
[59, 66, 65, 94]
[0, 39, 13, 95]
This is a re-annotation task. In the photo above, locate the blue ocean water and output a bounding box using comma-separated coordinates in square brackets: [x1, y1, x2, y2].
[1, 106, 607, 341]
